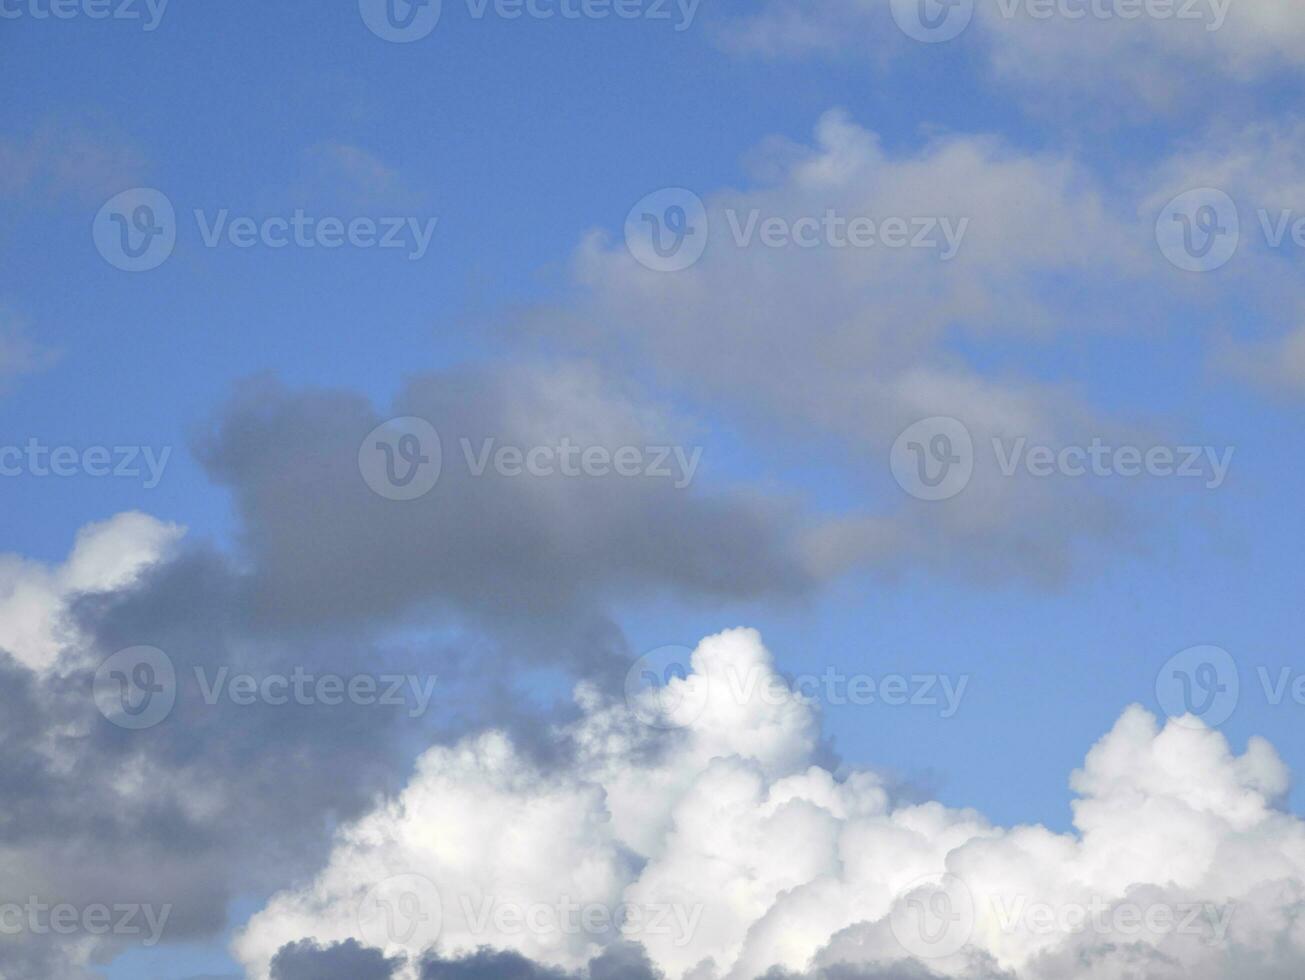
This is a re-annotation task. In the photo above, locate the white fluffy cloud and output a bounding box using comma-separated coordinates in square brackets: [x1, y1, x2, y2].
[236, 628, 1305, 980]
[0, 512, 184, 671]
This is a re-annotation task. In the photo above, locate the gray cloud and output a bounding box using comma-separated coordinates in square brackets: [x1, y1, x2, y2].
[196, 364, 818, 674]
[271, 938, 403, 979]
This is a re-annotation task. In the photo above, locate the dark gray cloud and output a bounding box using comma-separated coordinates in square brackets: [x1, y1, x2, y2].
[420, 942, 663, 979]
[197, 364, 817, 676]
[271, 938, 403, 979]
[263, 939, 666, 980]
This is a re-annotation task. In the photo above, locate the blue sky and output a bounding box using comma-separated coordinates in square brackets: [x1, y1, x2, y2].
[3, 1, 1305, 978]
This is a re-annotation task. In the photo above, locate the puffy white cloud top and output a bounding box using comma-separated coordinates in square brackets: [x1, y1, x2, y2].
[0, 512, 184, 671]
[237, 628, 1305, 980]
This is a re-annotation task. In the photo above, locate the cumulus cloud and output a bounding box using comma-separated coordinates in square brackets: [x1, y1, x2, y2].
[236, 627, 1305, 980]
[0, 511, 182, 671]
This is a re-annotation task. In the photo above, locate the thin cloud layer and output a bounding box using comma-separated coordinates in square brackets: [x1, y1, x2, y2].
[720, 0, 1305, 117]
